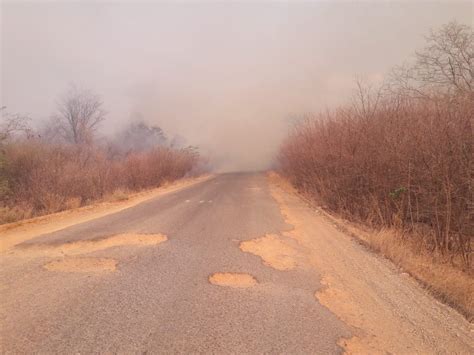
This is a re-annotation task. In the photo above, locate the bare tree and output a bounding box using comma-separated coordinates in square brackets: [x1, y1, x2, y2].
[391, 21, 473, 97]
[351, 77, 384, 119]
[55, 85, 106, 144]
[113, 117, 167, 154]
[0, 107, 32, 143]
[0, 107, 33, 200]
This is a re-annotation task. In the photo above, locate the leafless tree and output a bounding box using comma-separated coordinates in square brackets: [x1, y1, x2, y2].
[390, 21, 473, 97]
[0, 107, 32, 143]
[55, 85, 106, 144]
[351, 77, 384, 119]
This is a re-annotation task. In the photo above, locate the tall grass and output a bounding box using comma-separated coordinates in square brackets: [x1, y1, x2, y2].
[278, 92, 473, 269]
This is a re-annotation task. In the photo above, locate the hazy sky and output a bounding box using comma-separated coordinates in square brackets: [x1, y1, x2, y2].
[1, 1, 473, 171]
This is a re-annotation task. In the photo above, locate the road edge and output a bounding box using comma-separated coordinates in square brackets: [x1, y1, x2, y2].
[0, 174, 214, 252]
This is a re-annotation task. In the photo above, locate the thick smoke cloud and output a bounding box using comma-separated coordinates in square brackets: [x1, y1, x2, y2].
[1, 1, 472, 171]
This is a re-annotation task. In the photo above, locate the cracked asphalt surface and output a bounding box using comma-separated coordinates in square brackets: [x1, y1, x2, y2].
[0, 173, 350, 353]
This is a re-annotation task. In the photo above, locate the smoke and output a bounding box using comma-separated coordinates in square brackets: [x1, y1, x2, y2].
[2, 1, 472, 171]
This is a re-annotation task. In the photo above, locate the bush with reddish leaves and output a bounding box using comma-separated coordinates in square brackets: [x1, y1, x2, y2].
[0, 141, 201, 223]
[278, 93, 473, 267]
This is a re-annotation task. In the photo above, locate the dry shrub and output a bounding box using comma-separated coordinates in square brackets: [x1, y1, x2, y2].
[1, 141, 200, 222]
[122, 147, 199, 190]
[278, 93, 473, 269]
[0, 204, 32, 224]
[107, 189, 129, 202]
[64, 197, 82, 209]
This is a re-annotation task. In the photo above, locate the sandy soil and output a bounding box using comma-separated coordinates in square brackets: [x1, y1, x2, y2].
[239, 234, 298, 271]
[0, 175, 212, 253]
[14, 233, 167, 257]
[266, 172, 473, 354]
[209, 272, 258, 288]
[13, 232, 167, 274]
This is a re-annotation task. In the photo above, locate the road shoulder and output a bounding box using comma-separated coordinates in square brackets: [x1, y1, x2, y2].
[0, 175, 213, 253]
[267, 172, 473, 354]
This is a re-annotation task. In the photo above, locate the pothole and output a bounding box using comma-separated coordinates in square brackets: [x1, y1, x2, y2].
[20, 233, 167, 256]
[209, 272, 257, 288]
[44, 257, 117, 272]
[239, 234, 298, 270]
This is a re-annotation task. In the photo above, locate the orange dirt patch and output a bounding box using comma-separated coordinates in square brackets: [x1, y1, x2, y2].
[240, 234, 297, 271]
[18, 233, 167, 257]
[209, 272, 257, 288]
[266, 172, 473, 354]
[44, 257, 117, 272]
[0, 175, 212, 253]
[315, 276, 385, 354]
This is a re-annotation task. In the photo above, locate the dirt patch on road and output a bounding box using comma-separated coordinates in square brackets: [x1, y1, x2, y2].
[44, 257, 117, 272]
[240, 234, 298, 271]
[315, 276, 387, 354]
[18, 233, 167, 257]
[266, 172, 473, 354]
[0, 175, 212, 253]
[209, 272, 257, 288]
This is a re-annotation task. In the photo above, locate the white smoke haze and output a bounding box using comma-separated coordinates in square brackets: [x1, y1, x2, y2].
[1, 1, 472, 171]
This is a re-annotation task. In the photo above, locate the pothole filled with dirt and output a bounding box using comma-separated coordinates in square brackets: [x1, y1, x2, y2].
[209, 272, 257, 288]
[239, 234, 298, 270]
[20, 233, 167, 256]
[44, 257, 117, 272]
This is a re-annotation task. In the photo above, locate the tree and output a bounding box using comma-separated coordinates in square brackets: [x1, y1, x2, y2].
[0, 107, 33, 201]
[0, 107, 32, 143]
[391, 21, 473, 97]
[115, 119, 167, 154]
[55, 85, 106, 144]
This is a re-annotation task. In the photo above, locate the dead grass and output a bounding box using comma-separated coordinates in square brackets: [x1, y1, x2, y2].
[359, 228, 474, 320]
[320, 207, 474, 321]
[106, 188, 129, 202]
[0, 205, 32, 224]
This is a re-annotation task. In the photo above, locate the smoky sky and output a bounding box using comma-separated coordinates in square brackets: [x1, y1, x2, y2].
[1, 1, 472, 171]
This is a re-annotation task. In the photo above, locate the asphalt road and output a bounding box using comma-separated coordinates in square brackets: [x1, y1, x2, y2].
[0, 173, 350, 353]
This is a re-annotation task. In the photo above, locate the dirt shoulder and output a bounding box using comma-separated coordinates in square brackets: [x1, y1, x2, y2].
[0, 175, 213, 253]
[267, 172, 473, 354]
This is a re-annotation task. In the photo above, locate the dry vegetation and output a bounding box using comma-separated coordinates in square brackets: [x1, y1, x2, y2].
[278, 22, 473, 315]
[0, 87, 204, 224]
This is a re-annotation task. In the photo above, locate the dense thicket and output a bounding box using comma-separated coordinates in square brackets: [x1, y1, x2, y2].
[0, 139, 200, 224]
[0, 88, 202, 223]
